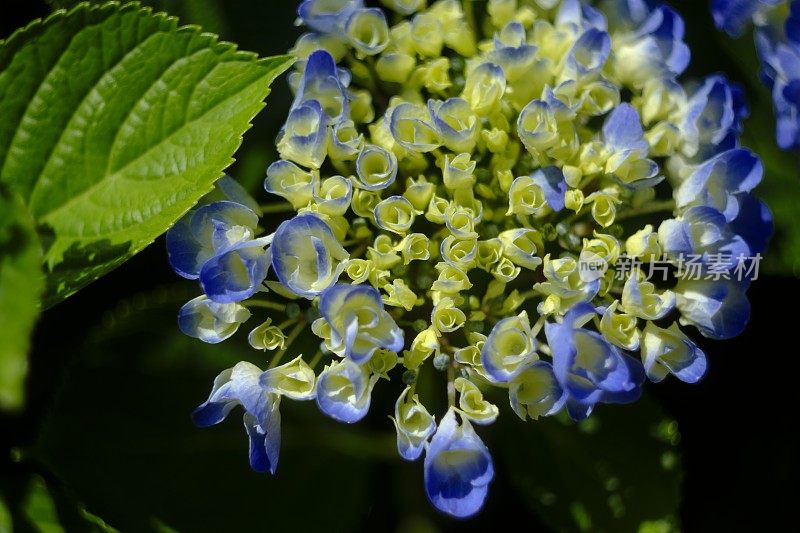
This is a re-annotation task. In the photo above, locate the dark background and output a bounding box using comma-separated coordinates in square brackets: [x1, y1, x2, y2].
[1, 1, 799, 531]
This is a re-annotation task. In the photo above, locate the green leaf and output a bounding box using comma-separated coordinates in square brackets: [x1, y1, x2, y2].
[0, 2, 294, 308]
[0, 185, 44, 411]
[494, 395, 683, 533]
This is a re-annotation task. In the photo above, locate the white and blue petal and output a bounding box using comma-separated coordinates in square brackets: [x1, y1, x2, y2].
[344, 8, 390, 56]
[319, 283, 404, 363]
[530, 166, 567, 212]
[675, 279, 751, 339]
[481, 311, 538, 383]
[178, 295, 251, 344]
[675, 148, 763, 221]
[260, 355, 317, 400]
[166, 201, 259, 280]
[564, 27, 611, 79]
[428, 98, 478, 153]
[278, 99, 328, 170]
[271, 214, 350, 298]
[199, 237, 272, 303]
[354, 144, 398, 190]
[641, 322, 708, 383]
[545, 303, 645, 420]
[391, 385, 436, 461]
[424, 408, 494, 518]
[297, 0, 363, 33]
[264, 160, 317, 209]
[315, 359, 378, 423]
[192, 361, 282, 474]
[680, 75, 745, 159]
[508, 361, 566, 421]
[292, 49, 349, 124]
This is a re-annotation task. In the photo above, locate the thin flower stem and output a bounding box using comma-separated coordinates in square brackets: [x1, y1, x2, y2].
[269, 320, 306, 369]
[244, 300, 286, 312]
[259, 202, 295, 214]
[447, 361, 456, 407]
[277, 318, 296, 330]
[462, 0, 476, 33]
[309, 349, 324, 370]
[539, 344, 552, 356]
[531, 315, 547, 338]
[615, 200, 676, 221]
[518, 289, 538, 302]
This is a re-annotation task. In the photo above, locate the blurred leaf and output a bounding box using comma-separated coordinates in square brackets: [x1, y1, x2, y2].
[0, 185, 44, 411]
[494, 395, 683, 533]
[0, 496, 11, 533]
[45, 0, 229, 36]
[32, 287, 373, 532]
[0, 3, 293, 308]
[17, 475, 118, 533]
[22, 476, 63, 533]
[714, 30, 800, 276]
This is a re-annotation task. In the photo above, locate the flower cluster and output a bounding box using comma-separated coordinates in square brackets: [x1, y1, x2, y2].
[713, 0, 800, 149]
[166, 0, 772, 518]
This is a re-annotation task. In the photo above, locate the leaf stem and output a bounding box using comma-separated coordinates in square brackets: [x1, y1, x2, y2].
[447, 360, 456, 407]
[462, 0, 476, 33]
[309, 348, 325, 370]
[259, 202, 295, 214]
[244, 300, 286, 312]
[615, 200, 676, 221]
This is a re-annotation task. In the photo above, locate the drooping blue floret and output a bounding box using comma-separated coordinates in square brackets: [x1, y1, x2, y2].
[192, 362, 282, 474]
[424, 408, 494, 518]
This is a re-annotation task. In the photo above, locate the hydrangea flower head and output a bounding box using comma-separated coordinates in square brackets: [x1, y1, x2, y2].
[167, 0, 772, 518]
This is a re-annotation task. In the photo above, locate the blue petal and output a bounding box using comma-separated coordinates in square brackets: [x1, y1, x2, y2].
[244, 398, 281, 474]
[206, 176, 263, 215]
[669, 344, 708, 384]
[166, 201, 258, 279]
[292, 49, 349, 124]
[297, 0, 363, 33]
[567, 28, 611, 76]
[711, 0, 772, 37]
[530, 166, 567, 212]
[603, 103, 647, 153]
[645, 6, 690, 75]
[729, 193, 773, 255]
[200, 240, 271, 303]
[166, 216, 201, 279]
[192, 369, 237, 427]
[675, 279, 751, 339]
[271, 214, 348, 298]
[675, 149, 763, 220]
